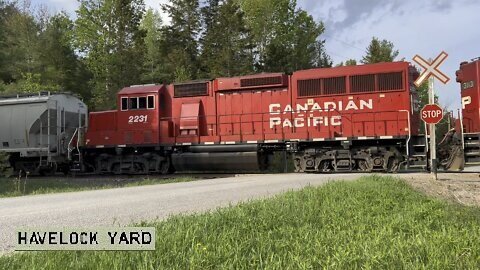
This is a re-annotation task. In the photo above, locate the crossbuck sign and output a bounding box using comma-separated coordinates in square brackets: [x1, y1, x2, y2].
[413, 51, 450, 87]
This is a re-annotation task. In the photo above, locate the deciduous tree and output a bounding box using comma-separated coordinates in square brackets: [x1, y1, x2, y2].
[74, 0, 145, 109]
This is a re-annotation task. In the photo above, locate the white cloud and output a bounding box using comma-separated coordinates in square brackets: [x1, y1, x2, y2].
[298, 0, 480, 110]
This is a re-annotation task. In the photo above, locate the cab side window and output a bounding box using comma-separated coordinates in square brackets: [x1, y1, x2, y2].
[129, 98, 138, 110]
[122, 96, 155, 111]
[121, 97, 128, 111]
[138, 97, 147, 109]
[147, 96, 155, 109]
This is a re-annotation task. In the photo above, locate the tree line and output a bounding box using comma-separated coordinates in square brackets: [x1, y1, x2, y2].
[0, 0, 398, 110]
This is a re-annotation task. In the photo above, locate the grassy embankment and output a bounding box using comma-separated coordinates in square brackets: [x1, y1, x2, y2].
[1, 175, 479, 269]
[0, 176, 196, 198]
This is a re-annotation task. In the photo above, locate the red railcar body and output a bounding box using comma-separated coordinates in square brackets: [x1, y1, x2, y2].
[456, 58, 480, 164]
[84, 61, 428, 173]
[457, 59, 480, 133]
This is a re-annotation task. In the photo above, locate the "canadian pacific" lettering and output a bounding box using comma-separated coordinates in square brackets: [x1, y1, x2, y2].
[269, 99, 373, 128]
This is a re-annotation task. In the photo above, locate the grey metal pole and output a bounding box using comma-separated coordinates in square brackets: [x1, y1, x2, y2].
[428, 76, 437, 180]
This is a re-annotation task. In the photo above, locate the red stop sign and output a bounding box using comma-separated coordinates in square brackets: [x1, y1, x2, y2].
[421, 104, 443, 124]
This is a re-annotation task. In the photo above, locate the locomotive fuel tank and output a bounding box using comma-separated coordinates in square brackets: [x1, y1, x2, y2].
[171, 144, 270, 172]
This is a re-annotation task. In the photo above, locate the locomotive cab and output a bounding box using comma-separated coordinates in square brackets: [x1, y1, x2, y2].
[85, 84, 173, 174]
[456, 58, 480, 165]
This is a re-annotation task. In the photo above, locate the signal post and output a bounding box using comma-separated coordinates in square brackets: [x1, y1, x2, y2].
[413, 52, 450, 180]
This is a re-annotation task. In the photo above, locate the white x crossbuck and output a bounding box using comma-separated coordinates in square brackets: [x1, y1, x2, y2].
[412, 51, 450, 87]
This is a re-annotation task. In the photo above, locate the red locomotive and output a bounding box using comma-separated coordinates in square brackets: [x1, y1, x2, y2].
[82, 61, 440, 173]
[456, 58, 480, 165]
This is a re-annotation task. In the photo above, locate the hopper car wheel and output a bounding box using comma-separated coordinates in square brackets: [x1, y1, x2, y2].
[39, 163, 57, 176]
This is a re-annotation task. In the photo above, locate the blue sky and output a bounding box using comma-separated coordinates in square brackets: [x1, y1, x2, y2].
[30, 0, 480, 110]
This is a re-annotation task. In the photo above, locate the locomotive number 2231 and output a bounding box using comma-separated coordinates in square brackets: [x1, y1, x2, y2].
[128, 115, 148, 123]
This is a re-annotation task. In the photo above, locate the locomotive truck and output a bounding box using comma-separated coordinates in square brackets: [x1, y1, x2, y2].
[0, 59, 476, 175]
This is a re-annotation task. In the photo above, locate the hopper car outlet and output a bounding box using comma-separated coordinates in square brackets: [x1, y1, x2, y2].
[1, 59, 479, 174]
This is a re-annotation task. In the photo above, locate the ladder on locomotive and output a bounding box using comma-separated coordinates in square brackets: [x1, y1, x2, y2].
[463, 133, 480, 165]
[408, 123, 429, 170]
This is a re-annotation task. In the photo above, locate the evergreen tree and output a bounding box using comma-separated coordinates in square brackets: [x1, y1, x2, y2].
[199, 0, 253, 78]
[361, 37, 399, 64]
[74, 0, 145, 109]
[140, 8, 167, 83]
[161, 0, 201, 82]
[240, 0, 329, 73]
[345, 59, 357, 66]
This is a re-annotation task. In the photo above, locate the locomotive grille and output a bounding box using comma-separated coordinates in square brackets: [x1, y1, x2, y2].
[240, 76, 283, 87]
[298, 78, 322, 97]
[378, 72, 403, 91]
[350, 74, 375, 93]
[297, 76, 346, 97]
[174, 82, 208, 97]
[324, 76, 346, 95]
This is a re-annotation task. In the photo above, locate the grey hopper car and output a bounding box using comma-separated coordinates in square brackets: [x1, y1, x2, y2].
[0, 92, 87, 175]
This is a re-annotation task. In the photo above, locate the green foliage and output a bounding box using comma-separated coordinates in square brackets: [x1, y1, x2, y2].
[161, 0, 201, 82]
[37, 13, 91, 99]
[199, 0, 253, 78]
[361, 37, 399, 64]
[336, 58, 357, 67]
[1, 2, 41, 82]
[1, 0, 331, 106]
[0, 2, 91, 101]
[240, 0, 330, 73]
[140, 8, 167, 83]
[174, 65, 192, 83]
[74, 0, 146, 110]
[0, 152, 12, 177]
[345, 58, 357, 66]
[2, 176, 480, 268]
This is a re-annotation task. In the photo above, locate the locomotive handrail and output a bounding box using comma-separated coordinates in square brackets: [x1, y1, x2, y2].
[399, 110, 411, 157]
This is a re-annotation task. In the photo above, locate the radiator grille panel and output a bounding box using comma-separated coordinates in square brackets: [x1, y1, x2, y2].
[378, 72, 403, 91]
[174, 82, 208, 97]
[240, 76, 283, 87]
[298, 79, 322, 97]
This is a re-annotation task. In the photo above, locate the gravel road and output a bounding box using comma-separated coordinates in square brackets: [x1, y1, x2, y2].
[0, 173, 358, 254]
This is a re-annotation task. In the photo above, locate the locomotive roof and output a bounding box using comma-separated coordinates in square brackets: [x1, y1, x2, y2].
[294, 61, 409, 74]
[118, 84, 164, 95]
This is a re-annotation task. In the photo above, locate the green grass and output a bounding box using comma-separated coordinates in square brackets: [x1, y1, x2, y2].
[0, 176, 196, 198]
[1, 176, 480, 269]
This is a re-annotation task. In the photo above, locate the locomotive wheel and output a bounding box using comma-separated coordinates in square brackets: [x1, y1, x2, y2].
[159, 157, 171, 175]
[387, 157, 400, 173]
[357, 160, 373, 172]
[318, 160, 332, 173]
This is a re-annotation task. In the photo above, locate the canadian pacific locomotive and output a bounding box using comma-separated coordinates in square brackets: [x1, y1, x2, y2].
[81, 61, 462, 174]
[2, 58, 478, 175]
